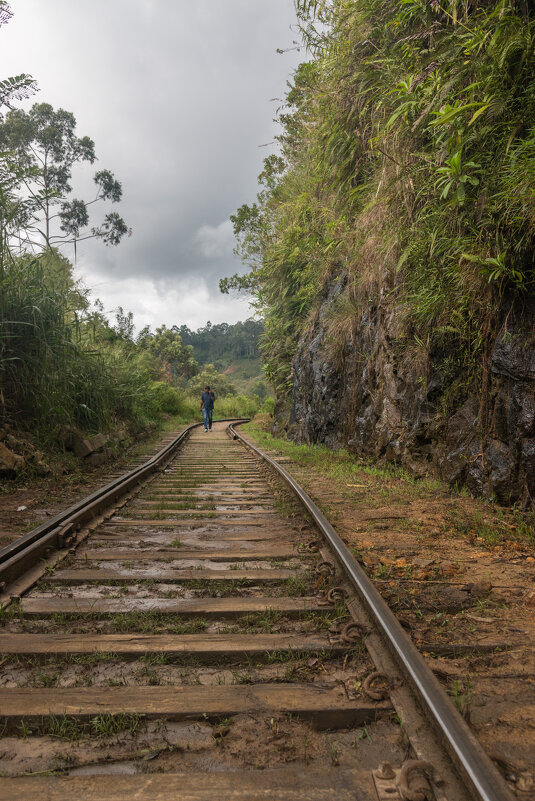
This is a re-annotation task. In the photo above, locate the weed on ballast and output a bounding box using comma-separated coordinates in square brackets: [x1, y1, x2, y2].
[142, 653, 170, 666]
[93, 612, 209, 635]
[239, 606, 346, 635]
[305, 604, 348, 628]
[24, 713, 145, 741]
[17, 720, 34, 738]
[450, 677, 473, 722]
[107, 677, 127, 687]
[91, 713, 143, 737]
[277, 661, 317, 683]
[241, 609, 286, 632]
[273, 494, 300, 519]
[352, 727, 372, 745]
[35, 582, 56, 593]
[282, 573, 314, 597]
[0, 603, 24, 624]
[33, 670, 60, 688]
[168, 617, 208, 635]
[231, 668, 253, 684]
[327, 739, 340, 767]
[43, 715, 84, 740]
[67, 651, 119, 666]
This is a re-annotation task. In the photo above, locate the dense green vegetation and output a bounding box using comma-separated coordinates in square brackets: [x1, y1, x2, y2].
[0, 244, 269, 440]
[0, 251, 192, 436]
[178, 320, 269, 398]
[0, 242, 269, 438]
[225, 0, 535, 407]
[178, 319, 262, 366]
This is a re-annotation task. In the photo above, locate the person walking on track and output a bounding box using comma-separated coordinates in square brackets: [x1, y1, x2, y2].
[200, 385, 215, 432]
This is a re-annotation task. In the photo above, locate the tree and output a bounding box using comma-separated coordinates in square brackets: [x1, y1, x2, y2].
[0, 1, 38, 270]
[0, 102, 130, 253]
[137, 325, 198, 383]
[113, 306, 135, 343]
[176, 318, 263, 366]
[187, 364, 237, 398]
[0, 4, 36, 119]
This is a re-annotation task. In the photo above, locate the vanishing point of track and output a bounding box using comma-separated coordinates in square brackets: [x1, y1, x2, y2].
[0, 421, 514, 800]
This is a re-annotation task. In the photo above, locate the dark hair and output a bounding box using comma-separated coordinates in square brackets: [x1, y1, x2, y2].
[204, 385, 210, 391]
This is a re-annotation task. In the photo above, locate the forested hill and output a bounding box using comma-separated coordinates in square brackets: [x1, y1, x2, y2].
[177, 319, 263, 368]
[177, 319, 267, 397]
[226, 0, 535, 506]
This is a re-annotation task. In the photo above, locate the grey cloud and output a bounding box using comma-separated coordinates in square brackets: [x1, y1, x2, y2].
[3, 0, 301, 328]
[194, 220, 235, 259]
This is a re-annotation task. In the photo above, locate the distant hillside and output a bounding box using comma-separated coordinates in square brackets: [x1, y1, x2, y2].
[222, 356, 268, 398]
[178, 319, 271, 398]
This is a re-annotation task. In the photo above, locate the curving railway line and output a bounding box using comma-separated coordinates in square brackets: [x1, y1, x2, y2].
[0, 420, 515, 800]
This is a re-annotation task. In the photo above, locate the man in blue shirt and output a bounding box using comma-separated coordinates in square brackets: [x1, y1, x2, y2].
[200, 385, 215, 432]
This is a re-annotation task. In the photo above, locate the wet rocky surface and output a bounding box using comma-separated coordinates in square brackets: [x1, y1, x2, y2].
[288, 282, 535, 507]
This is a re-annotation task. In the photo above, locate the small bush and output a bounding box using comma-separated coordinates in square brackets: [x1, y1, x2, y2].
[215, 394, 261, 419]
[147, 382, 183, 416]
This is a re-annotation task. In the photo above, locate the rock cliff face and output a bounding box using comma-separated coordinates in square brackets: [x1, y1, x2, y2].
[285, 281, 535, 507]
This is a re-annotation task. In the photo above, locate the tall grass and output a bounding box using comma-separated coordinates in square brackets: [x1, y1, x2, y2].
[0, 253, 173, 437]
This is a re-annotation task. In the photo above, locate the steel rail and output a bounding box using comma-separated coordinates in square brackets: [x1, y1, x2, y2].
[0, 419, 247, 588]
[230, 421, 514, 801]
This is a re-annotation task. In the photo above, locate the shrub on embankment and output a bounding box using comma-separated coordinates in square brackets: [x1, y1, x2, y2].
[0, 252, 189, 443]
[226, 0, 535, 505]
[180, 393, 273, 423]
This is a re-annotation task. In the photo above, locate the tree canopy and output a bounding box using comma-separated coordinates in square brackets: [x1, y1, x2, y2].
[178, 318, 263, 367]
[137, 325, 198, 382]
[0, 102, 129, 254]
[187, 364, 237, 398]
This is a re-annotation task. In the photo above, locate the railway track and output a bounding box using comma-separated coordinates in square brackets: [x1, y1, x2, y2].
[0, 420, 515, 800]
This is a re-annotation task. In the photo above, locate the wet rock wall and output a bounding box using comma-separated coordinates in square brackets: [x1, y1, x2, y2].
[285, 282, 535, 507]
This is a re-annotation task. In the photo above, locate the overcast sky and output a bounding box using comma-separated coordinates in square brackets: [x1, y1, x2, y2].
[1, 1, 301, 332]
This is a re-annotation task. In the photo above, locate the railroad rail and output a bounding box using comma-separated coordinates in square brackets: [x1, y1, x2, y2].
[0, 420, 514, 800]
